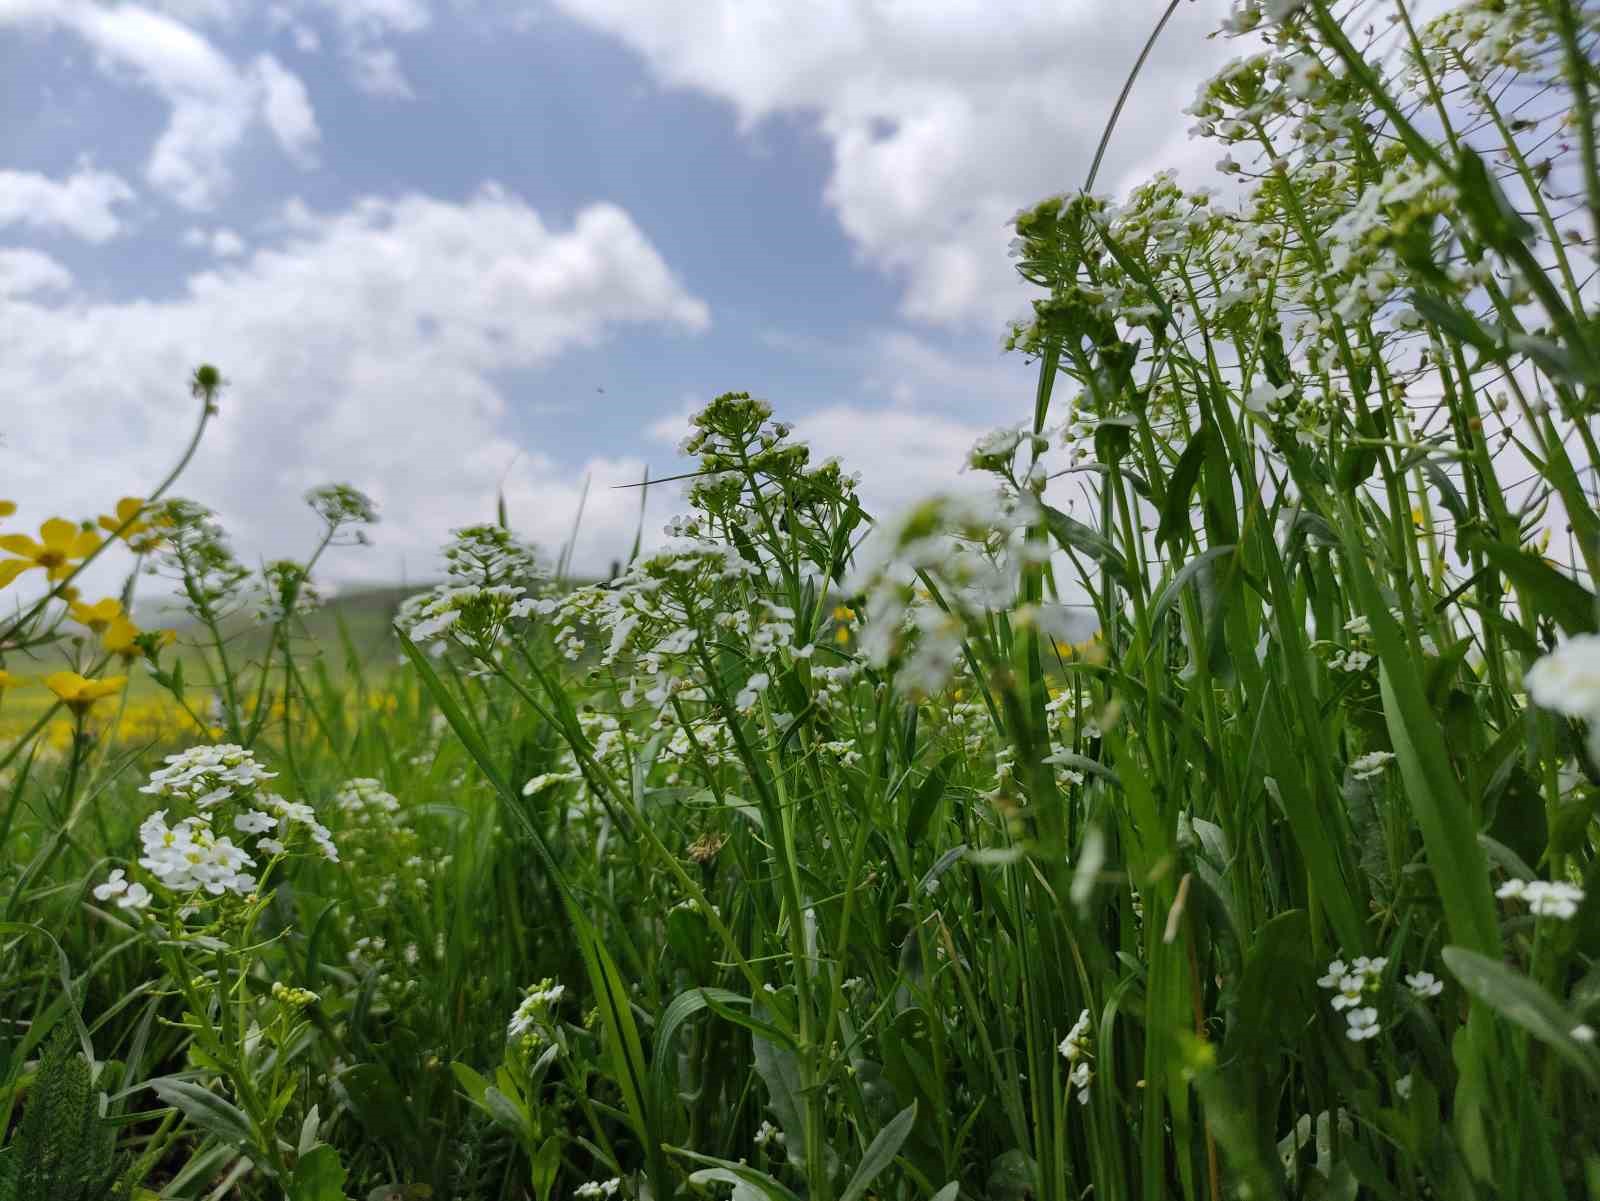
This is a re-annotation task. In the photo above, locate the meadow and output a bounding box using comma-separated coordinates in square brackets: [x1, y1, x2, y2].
[3, 0, 1600, 1197]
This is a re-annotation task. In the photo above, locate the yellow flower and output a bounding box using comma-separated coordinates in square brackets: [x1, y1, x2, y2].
[98, 497, 165, 551]
[0, 500, 14, 519]
[103, 616, 175, 661]
[0, 518, 101, 587]
[834, 625, 851, 646]
[833, 605, 856, 624]
[69, 597, 124, 635]
[43, 671, 126, 714]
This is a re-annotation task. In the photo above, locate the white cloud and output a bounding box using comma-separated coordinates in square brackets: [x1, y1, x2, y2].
[549, 0, 1233, 328]
[0, 1, 323, 210]
[296, 0, 431, 97]
[254, 54, 322, 166]
[183, 226, 247, 256]
[0, 248, 73, 297]
[0, 165, 136, 242]
[348, 45, 414, 98]
[0, 186, 710, 586]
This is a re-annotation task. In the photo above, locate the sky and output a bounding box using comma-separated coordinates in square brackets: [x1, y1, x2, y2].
[0, 0, 1237, 591]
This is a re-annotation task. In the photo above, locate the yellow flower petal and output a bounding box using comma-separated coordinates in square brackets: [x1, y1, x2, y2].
[0, 533, 40, 557]
[0, 559, 33, 589]
[39, 517, 79, 552]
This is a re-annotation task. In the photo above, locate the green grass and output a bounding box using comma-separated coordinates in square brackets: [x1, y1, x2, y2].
[3, 1, 1600, 1199]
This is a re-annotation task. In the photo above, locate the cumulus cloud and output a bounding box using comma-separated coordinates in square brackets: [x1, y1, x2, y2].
[254, 54, 322, 166]
[0, 248, 74, 297]
[0, 186, 710, 585]
[548, 0, 1232, 328]
[0, 1, 322, 210]
[297, 0, 431, 97]
[0, 165, 136, 242]
[182, 226, 247, 256]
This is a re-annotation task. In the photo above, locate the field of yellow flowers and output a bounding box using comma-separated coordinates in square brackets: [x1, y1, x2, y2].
[4, 1, 1600, 1199]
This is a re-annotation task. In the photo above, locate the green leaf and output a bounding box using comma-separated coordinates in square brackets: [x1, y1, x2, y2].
[1155, 425, 1210, 550]
[289, 1145, 348, 1201]
[651, 987, 753, 1103]
[1148, 544, 1236, 633]
[1455, 147, 1534, 252]
[1442, 947, 1600, 1084]
[906, 753, 956, 848]
[1460, 532, 1597, 635]
[1042, 504, 1130, 586]
[150, 1077, 256, 1150]
[840, 1101, 918, 1201]
[449, 1062, 490, 1107]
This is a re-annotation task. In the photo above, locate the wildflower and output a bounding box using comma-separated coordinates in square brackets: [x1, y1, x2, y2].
[1070, 1059, 1094, 1105]
[271, 981, 319, 1007]
[754, 1120, 785, 1150]
[1316, 959, 1348, 989]
[508, 979, 566, 1040]
[574, 1181, 620, 1200]
[68, 597, 123, 634]
[1525, 635, 1600, 720]
[98, 497, 163, 550]
[1405, 971, 1443, 999]
[103, 616, 175, 662]
[92, 868, 130, 902]
[1496, 878, 1585, 919]
[0, 500, 13, 520]
[0, 517, 101, 587]
[1346, 1007, 1381, 1042]
[1350, 751, 1394, 781]
[43, 671, 125, 714]
[1058, 1009, 1093, 1064]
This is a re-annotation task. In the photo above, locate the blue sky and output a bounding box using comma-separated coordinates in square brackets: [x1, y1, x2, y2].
[0, 0, 1231, 585]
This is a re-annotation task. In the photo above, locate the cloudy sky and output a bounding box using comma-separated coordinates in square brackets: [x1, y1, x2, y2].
[0, 0, 1234, 588]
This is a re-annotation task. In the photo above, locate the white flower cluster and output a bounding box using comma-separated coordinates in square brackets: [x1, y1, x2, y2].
[140, 743, 277, 808]
[1316, 957, 1447, 1044]
[1317, 956, 1385, 1042]
[508, 978, 567, 1043]
[1349, 751, 1395, 782]
[98, 744, 338, 915]
[1526, 635, 1600, 739]
[754, 1120, 785, 1150]
[1057, 1008, 1095, 1104]
[1495, 878, 1585, 920]
[848, 491, 1030, 699]
[334, 777, 401, 823]
[573, 1180, 620, 1200]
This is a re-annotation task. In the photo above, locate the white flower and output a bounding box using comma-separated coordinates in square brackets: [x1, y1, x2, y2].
[754, 1120, 785, 1149]
[1572, 1024, 1595, 1044]
[1395, 1073, 1413, 1100]
[1316, 959, 1348, 988]
[1331, 975, 1366, 1011]
[1350, 751, 1394, 781]
[118, 883, 152, 910]
[1058, 1009, 1093, 1063]
[1070, 1059, 1094, 1104]
[1346, 1007, 1381, 1042]
[234, 809, 275, 834]
[1245, 380, 1293, 413]
[1405, 971, 1442, 999]
[1525, 635, 1600, 720]
[1498, 878, 1585, 919]
[93, 869, 129, 901]
[574, 1179, 620, 1199]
